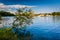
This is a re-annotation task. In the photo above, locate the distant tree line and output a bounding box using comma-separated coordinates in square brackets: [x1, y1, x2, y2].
[45, 12, 60, 16]
[0, 11, 15, 16]
[51, 12, 60, 16]
[36, 12, 60, 16]
[0, 15, 2, 20]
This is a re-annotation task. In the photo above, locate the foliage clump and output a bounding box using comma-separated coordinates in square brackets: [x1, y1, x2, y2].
[0, 28, 17, 40]
[0, 8, 34, 40]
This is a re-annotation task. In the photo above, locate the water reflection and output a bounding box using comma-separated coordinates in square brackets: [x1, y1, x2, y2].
[52, 16, 60, 23]
[0, 16, 60, 40]
[0, 17, 14, 27]
[0, 20, 4, 27]
[26, 16, 60, 40]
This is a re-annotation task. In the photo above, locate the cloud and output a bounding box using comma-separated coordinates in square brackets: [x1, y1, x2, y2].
[7, 5, 35, 8]
[0, 3, 35, 13]
[0, 3, 35, 9]
[0, 3, 4, 5]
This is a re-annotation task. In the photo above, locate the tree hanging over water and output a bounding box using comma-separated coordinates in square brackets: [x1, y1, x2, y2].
[0, 8, 34, 40]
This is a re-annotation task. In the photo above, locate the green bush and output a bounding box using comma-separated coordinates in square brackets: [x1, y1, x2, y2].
[0, 28, 17, 40]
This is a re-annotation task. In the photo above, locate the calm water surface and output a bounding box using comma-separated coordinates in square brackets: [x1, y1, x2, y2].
[0, 16, 60, 40]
